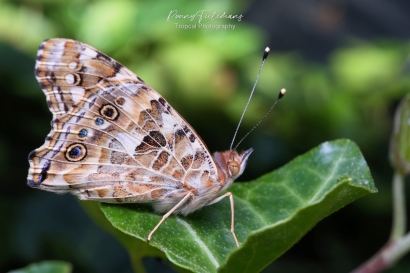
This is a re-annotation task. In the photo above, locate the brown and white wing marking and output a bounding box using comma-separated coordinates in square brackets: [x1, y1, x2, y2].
[27, 38, 217, 206]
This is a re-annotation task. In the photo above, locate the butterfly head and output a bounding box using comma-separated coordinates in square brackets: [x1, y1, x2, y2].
[213, 148, 253, 190]
[227, 149, 253, 178]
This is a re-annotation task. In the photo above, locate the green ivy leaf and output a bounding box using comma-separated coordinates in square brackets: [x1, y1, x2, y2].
[100, 139, 376, 273]
[8, 261, 72, 273]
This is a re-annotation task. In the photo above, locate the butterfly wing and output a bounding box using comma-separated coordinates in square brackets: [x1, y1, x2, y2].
[28, 39, 218, 205]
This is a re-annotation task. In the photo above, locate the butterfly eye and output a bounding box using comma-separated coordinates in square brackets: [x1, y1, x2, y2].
[95, 117, 104, 125]
[100, 104, 119, 120]
[78, 128, 88, 138]
[115, 97, 125, 106]
[228, 161, 240, 176]
[65, 143, 87, 162]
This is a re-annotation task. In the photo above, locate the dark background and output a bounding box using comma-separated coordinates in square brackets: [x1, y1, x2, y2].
[1, 0, 410, 272]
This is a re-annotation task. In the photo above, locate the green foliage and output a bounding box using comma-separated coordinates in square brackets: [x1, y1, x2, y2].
[8, 261, 72, 273]
[99, 139, 376, 273]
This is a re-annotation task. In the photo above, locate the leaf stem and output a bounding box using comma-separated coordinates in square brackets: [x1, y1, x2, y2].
[390, 172, 406, 240]
[350, 233, 410, 273]
[384, 232, 410, 265]
[350, 172, 409, 273]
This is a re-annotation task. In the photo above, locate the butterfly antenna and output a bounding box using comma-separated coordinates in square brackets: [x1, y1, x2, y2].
[233, 88, 286, 150]
[230, 47, 271, 150]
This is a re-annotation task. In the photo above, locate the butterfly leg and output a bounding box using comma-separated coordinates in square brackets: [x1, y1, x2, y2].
[206, 192, 239, 247]
[147, 191, 194, 243]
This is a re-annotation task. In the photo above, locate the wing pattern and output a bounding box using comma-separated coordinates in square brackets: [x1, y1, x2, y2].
[28, 39, 217, 205]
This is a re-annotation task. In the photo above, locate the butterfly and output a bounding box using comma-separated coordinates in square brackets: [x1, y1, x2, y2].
[27, 38, 255, 247]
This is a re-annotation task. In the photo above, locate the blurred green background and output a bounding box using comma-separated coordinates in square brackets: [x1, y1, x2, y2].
[1, 0, 410, 272]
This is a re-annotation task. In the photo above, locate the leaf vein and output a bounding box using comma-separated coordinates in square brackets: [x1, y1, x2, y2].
[281, 183, 306, 203]
[234, 196, 269, 226]
[308, 146, 347, 204]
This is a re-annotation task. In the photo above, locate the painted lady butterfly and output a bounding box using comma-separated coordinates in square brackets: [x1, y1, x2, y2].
[27, 39, 273, 247]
